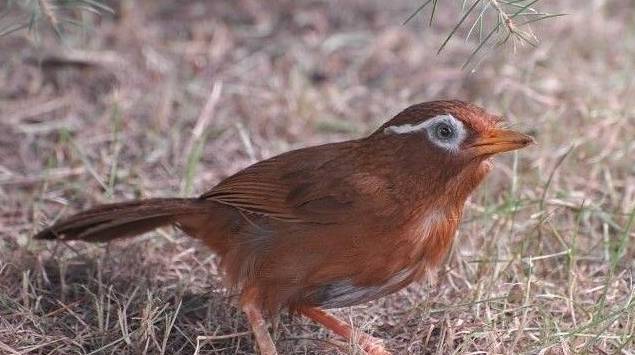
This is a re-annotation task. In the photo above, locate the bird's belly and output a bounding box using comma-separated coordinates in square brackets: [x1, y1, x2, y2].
[308, 267, 416, 309]
[304, 208, 459, 309]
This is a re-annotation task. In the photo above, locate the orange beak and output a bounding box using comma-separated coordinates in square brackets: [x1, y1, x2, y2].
[470, 128, 535, 156]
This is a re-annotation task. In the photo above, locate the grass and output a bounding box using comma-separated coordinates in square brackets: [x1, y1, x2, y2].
[1, 0, 634, 354]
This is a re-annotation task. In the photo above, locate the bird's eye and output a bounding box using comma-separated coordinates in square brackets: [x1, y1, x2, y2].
[435, 123, 455, 140]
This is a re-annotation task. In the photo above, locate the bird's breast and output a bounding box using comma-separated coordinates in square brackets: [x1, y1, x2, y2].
[305, 207, 461, 309]
[406, 207, 461, 271]
[373, 207, 461, 288]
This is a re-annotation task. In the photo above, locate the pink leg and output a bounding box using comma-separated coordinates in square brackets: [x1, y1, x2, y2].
[242, 302, 278, 355]
[300, 307, 391, 355]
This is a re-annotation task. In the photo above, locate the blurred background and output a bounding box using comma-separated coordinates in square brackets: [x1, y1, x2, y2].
[1, 0, 633, 354]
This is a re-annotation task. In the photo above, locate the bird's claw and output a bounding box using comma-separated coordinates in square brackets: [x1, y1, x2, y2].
[363, 338, 391, 355]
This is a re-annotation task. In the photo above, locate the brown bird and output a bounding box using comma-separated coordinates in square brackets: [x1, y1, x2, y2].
[35, 100, 534, 355]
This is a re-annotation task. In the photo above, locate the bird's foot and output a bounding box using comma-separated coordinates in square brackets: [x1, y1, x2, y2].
[361, 336, 391, 355]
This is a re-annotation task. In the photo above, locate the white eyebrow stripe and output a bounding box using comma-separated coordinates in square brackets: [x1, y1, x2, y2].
[383, 120, 430, 134]
[383, 114, 455, 135]
[384, 114, 467, 152]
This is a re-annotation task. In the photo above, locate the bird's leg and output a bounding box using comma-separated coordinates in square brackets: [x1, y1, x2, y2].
[242, 302, 278, 355]
[299, 307, 390, 355]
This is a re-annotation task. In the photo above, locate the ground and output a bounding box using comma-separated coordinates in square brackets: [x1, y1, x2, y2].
[1, 0, 634, 354]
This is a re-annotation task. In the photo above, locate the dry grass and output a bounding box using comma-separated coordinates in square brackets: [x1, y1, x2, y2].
[1, 0, 634, 354]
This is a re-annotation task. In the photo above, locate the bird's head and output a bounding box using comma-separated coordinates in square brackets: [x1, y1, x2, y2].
[375, 100, 534, 158]
[369, 100, 535, 200]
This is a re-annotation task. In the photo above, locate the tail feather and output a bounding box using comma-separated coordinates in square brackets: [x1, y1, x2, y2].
[35, 198, 209, 242]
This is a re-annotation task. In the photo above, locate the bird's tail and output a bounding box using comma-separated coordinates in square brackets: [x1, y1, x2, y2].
[34, 198, 211, 242]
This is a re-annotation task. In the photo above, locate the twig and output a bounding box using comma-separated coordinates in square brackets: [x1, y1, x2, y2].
[194, 331, 252, 355]
[539, 145, 576, 212]
[4, 97, 70, 124]
[0, 167, 86, 186]
[184, 82, 223, 158]
[38, 0, 61, 38]
[56, 300, 90, 327]
[196, 331, 252, 341]
[405, 0, 562, 68]
[0, 341, 19, 355]
[235, 122, 257, 163]
[182, 81, 223, 194]
[24, 49, 127, 69]
[491, 0, 538, 47]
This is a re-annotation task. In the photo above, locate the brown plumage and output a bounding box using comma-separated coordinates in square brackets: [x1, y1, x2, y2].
[35, 100, 534, 355]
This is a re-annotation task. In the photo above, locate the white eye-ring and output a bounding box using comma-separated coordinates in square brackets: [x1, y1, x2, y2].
[384, 114, 467, 152]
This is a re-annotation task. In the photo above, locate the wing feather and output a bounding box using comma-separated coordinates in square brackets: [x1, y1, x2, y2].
[200, 142, 365, 223]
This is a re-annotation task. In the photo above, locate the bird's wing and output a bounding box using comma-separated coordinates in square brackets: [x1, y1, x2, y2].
[200, 141, 387, 224]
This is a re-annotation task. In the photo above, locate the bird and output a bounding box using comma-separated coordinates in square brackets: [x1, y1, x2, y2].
[35, 100, 534, 355]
